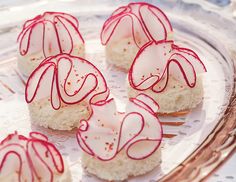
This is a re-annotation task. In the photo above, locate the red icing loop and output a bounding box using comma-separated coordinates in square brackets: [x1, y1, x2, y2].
[101, 2, 173, 47]
[29, 132, 48, 141]
[128, 40, 207, 92]
[0, 132, 64, 182]
[18, 11, 84, 58]
[25, 54, 109, 110]
[77, 94, 163, 161]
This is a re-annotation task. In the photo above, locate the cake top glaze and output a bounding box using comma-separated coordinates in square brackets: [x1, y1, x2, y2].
[101, 2, 173, 48]
[128, 40, 207, 92]
[0, 131, 64, 182]
[25, 53, 109, 110]
[77, 93, 162, 161]
[18, 11, 84, 58]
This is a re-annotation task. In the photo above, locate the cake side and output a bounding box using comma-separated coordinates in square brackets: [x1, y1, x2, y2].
[28, 98, 91, 130]
[105, 37, 139, 71]
[128, 75, 203, 114]
[82, 148, 161, 181]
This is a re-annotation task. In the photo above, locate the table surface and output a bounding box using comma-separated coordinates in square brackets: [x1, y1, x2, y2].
[0, 0, 235, 181]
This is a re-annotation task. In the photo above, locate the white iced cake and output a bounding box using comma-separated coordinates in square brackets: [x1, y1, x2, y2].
[25, 54, 109, 130]
[0, 132, 71, 182]
[101, 2, 173, 71]
[17, 11, 85, 76]
[77, 94, 163, 181]
[128, 40, 207, 114]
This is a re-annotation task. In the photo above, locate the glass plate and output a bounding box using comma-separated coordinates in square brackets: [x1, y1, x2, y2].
[0, 1, 235, 181]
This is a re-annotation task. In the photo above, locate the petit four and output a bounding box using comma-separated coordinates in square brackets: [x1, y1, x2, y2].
[101, 2, 173, 71]
[77, 94, 162, 181]
[25, 54, 109, 130]
[128, 40, 207, 114]
[17, 12, 85, 76]
[0, 131, 70, 181]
